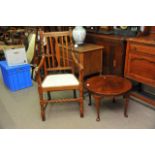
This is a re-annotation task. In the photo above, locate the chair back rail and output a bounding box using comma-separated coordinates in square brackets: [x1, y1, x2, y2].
[40, 31, 73, 73]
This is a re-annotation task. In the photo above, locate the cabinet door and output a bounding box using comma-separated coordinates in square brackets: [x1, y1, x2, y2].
[86, 34, 125, 76]
[67, 49, 102, 77]
[102, 41, 124, 75]
[113, 44, 125, 75]
[125, 50, 155, 87]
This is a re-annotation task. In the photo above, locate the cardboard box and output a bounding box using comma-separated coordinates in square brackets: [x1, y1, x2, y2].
[3, 45, 28, 66]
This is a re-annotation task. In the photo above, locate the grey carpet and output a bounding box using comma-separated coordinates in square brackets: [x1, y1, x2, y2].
[0, 73, 155, 129]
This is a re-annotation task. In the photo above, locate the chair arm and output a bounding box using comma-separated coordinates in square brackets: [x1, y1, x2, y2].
[35, 55, 45, 85]
[71, 52, 84, 83]
[36, 55, 45, 72]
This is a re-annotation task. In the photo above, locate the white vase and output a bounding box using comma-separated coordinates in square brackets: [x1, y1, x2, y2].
[72, 26, 86, 45]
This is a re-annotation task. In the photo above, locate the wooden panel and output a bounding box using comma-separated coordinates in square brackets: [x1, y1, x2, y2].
[129, 43, 155, 55]
[125, 52, 155, 87]
[86, 33, 126, 76]
[83, 49, 102, 76]
[125, 40, 155, 87]
[125, 30, 155, 107]
[130, 92, 155, 107]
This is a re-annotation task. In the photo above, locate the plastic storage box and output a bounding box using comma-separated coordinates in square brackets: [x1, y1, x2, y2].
[0, 61, 32, 92]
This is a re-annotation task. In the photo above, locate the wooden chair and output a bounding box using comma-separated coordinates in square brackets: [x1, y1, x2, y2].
[35, 31, 84, 121]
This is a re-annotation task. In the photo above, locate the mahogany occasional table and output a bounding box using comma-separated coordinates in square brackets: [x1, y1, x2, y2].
[85, 75, 132, 121]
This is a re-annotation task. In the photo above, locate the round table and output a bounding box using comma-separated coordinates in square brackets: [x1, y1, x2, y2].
[85, 75, 132, 121]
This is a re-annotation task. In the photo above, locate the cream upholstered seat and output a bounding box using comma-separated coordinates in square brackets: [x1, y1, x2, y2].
[42, 74, 79, 88]
[35, 31, 84, 121]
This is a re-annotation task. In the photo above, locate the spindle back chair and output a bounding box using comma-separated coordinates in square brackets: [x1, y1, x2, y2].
[35, 31, 84, 121]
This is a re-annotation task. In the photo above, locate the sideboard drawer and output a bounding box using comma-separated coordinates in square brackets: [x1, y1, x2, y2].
[125, 45, 155, 87]
[129, 43, 155, 56]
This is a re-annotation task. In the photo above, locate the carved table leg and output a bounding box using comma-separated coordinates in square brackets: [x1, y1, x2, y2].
[124, 94, 129, 117]
[94, 95, 101, 121]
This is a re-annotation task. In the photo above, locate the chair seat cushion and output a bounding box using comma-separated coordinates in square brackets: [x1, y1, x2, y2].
[42, 73, 79, 88]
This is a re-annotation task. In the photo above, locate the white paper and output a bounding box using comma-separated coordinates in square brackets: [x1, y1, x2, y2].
[4, 47, 28, 66]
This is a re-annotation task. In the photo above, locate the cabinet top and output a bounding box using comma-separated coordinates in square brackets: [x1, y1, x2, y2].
[87, 33, 126, 41]
[73, 43, 104, 53]
[127, 36, 155, 45]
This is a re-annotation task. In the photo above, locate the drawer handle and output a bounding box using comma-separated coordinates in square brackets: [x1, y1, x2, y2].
[113, 60, 116, 67]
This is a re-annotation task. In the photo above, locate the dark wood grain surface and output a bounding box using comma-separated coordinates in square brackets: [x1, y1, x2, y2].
[86, 75, 132, 96]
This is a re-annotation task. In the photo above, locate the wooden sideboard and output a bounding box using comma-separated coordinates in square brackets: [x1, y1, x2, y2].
[69, 43, 103, 77]
[124, 36, 155, 106]
[86, 33, 126, 76]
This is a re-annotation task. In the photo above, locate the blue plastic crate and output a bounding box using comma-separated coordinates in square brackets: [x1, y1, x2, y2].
[0, 61, 32, 92]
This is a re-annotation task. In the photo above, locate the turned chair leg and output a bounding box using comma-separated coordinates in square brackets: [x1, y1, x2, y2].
[41, 104, 46, 121]
[39, 90, 46, 121]
[88, 92, 92, 106]
[73, 90, 77, 98]
[80, 99, 84, 117]
[47, 91, 51, 100]
[79, 89, 84, 117]
[124, 94, 129, 117]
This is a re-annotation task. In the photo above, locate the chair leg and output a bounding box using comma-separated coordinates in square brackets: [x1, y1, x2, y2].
[79, 89, 84, 117]
[31, 66, 36, 80]
[41, 104, 46, 121]
[88, 92, 92, 106]
[80, 99, 84, 117]
[47, 91, 51, 100]
[73, 90, 77, 98]
[39, 89, 46, 121]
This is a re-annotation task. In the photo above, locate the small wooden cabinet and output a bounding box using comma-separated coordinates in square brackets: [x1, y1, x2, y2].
[68, 43, 103, 77]
[124, 36, 155, 106]
[86, 33, 126, 76]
